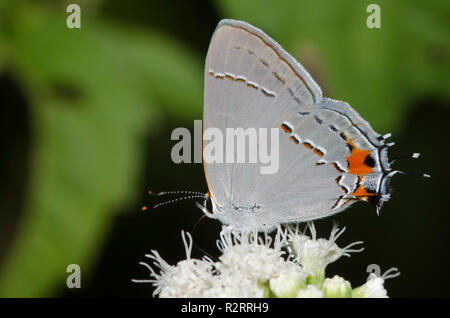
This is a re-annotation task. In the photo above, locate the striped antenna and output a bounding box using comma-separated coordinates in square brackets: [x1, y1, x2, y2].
[148, 190, 206, 196]
[141, 191, 207, 212]
[151, 195, 207, 210]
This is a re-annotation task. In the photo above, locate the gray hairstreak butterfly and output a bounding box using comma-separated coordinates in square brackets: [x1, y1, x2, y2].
[197, 19, 430, 230]
[149, 19, 428, 231]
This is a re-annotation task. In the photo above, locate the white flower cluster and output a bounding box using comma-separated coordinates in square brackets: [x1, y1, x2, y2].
[132, 223, 399, 298]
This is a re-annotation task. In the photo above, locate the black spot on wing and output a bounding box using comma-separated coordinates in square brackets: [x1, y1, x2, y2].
[329, 125, 338, 132]
[364, 154, 376, 168]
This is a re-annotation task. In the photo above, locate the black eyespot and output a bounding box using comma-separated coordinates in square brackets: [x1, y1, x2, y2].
[364, 154, 376, 168]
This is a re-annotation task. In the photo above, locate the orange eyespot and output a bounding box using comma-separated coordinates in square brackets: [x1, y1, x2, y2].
[346, 139, 373, 176]
[351, 184, 376, 197]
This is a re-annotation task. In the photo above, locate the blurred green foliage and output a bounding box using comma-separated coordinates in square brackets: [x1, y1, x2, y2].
[0, 0, 448, 297]
[0, 1, 201, 296]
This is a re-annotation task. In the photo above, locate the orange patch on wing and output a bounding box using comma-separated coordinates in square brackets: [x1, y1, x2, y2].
[351, 184, 376, 198]
[346, 139, 373, 175]
[303, 142, 314, 150]
[290, 136, 299, 144]
[281, 124, 292, 133]
[313, 148, 324, 157]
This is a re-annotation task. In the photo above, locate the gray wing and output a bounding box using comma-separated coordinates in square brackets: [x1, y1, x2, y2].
[203, 19, 387, 227]
[259, 99, 388, 224]
[203, 19, 321, 214]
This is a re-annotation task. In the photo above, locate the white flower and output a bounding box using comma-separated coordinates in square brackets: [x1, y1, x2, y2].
[214, 228, 286, 282]
[202, 228, 288, 298]
[352, 268, 400, 298]
[203, 275, 266, 298]
[323, 275, 352, 298]
[296, 284, 324, 298]
[352, 275, 387, 298]
[131, 231, 214, 297]
[132, 223, 400, 298]
[269, 262, 308, 297]
[286, 223, 364, 276]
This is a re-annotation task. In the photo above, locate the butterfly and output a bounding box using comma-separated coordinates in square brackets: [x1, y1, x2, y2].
[179, 19, 432, 231]
[147, 19, 427, 231]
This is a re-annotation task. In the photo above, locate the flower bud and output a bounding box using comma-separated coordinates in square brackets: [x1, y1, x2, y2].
[323, 275, 352, 298]
[352, 275, 388, 298]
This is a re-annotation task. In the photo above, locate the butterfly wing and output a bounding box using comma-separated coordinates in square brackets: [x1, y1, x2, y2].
[259, 98, 390, 225]
[203, 19, 389, 228]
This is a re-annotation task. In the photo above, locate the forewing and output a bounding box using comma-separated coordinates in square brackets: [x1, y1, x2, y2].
[203, 19, 322, 211]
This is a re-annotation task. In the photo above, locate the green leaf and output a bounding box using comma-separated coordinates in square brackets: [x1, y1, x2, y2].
[0, 3, 202, 297]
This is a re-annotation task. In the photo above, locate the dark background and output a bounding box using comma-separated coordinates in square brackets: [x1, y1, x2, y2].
[0, 0, 449, 297]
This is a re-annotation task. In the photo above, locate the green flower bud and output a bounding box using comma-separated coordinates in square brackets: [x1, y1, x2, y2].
[323, 275, 352, 298]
